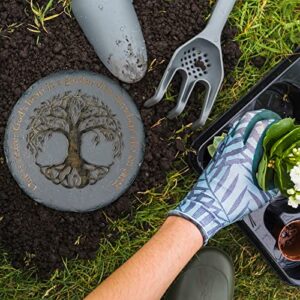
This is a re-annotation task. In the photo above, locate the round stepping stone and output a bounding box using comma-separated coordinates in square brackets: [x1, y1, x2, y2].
[4, 71, 145, 212]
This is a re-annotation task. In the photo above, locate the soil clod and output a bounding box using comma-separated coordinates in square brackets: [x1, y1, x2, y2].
[194, 59, 206, 71]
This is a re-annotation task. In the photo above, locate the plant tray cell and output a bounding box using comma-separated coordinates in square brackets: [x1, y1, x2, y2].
[189, 49, 300, 286]
[4, 71, 145, 212]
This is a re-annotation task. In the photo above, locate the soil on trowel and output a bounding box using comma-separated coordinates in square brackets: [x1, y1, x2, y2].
[0, 0, 242, 278]
[194, 59, 207, 71]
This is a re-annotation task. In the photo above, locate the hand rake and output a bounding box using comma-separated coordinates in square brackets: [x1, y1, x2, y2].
[145, 0, 237, 128]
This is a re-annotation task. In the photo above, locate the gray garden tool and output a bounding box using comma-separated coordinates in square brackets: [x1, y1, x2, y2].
[145, 0, 237, 128]
[72, 0, 148, 83]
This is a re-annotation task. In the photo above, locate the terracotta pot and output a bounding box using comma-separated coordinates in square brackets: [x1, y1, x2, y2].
[278, 220, 300, 261]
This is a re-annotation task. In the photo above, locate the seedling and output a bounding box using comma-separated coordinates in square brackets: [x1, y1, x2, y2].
[26, 0, 71, 43]
[0, 23, 23, 38]
[59, 0, 72, 17]
[27, 0, 61, 33]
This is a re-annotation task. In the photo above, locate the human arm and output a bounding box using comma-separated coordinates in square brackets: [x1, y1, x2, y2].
[85, 216, 203, 300]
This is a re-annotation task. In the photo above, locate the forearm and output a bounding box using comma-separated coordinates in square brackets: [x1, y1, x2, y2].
[85, 216, 203, 300]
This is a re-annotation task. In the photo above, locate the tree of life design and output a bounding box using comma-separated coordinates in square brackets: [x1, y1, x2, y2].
[26, 90, 124, 189]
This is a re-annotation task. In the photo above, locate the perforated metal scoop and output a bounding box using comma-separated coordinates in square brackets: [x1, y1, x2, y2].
[145, 0, 237, 128]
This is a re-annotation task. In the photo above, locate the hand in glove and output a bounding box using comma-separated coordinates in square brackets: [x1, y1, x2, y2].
[169, 110, 281, 244]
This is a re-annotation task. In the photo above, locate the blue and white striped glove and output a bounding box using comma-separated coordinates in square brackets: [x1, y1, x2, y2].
[170, 110, 281, 244]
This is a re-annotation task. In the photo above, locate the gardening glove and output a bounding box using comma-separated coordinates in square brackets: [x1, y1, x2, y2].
[169, 109, 282, 244]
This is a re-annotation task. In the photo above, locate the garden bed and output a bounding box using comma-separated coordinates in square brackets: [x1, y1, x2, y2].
[0, 0, 242, 278]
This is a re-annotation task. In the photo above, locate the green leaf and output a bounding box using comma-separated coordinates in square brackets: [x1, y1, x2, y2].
[274, 158, 293, 195]
[44, 0, 55, 15]
[257, 118, 296, 191]
[256, 153, 275, 191]
[263, 118, 295, 155]
[208, 133, 227, 158]
[257, 153, 268, 190]
[207, 144, 216, 158]
[286, 160, 296, 174]
[282, 140, 300, 159]
[270, 127, 300, 158]
[213, 134, 226, 148]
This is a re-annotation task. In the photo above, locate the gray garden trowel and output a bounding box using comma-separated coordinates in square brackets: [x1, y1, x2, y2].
[72, 0, 148, 83]
[145, 0, 237, 128]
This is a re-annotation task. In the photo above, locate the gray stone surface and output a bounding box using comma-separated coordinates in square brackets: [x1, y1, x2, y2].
[4, 71, 145, 212]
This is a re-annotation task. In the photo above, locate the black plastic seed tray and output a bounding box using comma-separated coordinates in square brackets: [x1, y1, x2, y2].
[189, 49, 300, 286]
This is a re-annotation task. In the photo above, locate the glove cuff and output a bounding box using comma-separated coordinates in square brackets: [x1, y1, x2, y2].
[168, 210, 209, 245]
[169, 201, 222, 245]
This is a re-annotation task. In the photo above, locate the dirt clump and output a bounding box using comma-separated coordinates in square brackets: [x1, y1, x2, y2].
[194, 59, 207, 71]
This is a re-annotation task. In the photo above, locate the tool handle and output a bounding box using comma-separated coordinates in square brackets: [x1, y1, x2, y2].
[200, 0, 237, 43]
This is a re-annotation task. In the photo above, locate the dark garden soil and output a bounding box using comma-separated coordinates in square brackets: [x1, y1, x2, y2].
[0, 0, 242, 278]
[278, 222, 300, 260]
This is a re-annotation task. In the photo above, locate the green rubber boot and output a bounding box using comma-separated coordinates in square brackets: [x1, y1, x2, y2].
[164, 247, 234, 300]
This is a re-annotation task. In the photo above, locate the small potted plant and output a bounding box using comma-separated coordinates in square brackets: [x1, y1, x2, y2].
[256, 118, 300, 208]
[256, 117, 300, 261]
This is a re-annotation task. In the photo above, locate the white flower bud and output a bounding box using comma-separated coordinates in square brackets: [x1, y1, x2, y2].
[287, 188, 296, 195]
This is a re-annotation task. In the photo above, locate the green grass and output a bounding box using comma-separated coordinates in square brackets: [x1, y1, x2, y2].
[1, 0, 300, 299]
[0, 23, 23, 38]
[26, 0, 71, 43]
